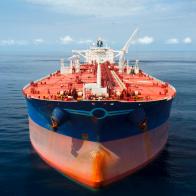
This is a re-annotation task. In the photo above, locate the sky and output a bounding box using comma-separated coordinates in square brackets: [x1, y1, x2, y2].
[0, 0, 196, 53]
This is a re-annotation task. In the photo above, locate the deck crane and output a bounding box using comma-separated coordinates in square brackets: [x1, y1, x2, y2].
[116, 28, 139, 73]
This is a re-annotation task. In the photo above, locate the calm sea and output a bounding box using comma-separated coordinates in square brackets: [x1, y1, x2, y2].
[0, 51, 196, 196]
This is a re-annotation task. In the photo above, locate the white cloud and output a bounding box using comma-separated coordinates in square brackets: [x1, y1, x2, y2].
[78, 39, 93, 44]
[137, 36, 154, 44]
[166, 38, 179, 44]
[25, 0, 159, 17]
[33, 38, 44, 44]
[60, 36, 73, 44]
[0, 39, 28, 46]
[183, 37, 192, 44]
[0, 37, 91, 46]
[0, 39, 15, 45]
[17, 40, 28, 45]
[23, 0, 196, 18]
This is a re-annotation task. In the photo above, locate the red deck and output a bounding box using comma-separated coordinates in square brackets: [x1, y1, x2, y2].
[23, 62, 176, 102]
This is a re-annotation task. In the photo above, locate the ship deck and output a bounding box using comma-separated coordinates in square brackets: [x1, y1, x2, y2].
[23, 63, 176, 102]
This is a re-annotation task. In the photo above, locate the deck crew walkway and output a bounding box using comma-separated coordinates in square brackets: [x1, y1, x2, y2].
[111, 70, 126, 90]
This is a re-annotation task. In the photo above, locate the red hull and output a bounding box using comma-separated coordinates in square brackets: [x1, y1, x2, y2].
[29, 118, 168, 188]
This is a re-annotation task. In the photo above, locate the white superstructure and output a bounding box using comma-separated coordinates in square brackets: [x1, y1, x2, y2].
[71, 28, 139, 71]
[60, 29, 140, 96]
[72, 38, 116, 64]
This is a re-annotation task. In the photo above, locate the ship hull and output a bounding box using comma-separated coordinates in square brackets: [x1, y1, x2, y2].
[27, 98, 172, 188]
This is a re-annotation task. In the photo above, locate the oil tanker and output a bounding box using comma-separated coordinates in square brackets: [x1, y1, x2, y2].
[23, 29, 176, 188]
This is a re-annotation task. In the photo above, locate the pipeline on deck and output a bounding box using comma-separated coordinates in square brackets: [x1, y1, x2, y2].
[23, 61, 175, 102]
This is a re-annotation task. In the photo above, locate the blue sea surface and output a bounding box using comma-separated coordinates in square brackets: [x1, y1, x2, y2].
[0, 51, 196, 196]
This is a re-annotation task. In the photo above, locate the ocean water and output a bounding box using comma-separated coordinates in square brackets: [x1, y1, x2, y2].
[0, 51, 196, 196]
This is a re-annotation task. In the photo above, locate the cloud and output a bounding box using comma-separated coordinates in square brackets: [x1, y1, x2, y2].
[77, 39, 93, 44]
[183, 37, 192, 44]
[25, 0, 161, 17]
[0, 39, 15, 45]
[0, 39, 28, 46]
[137, 36, 154, 44]
[60, 36, 73, 44]
[166, 37, 192, 44]
[60, 37, 93, 45]
[0, 37, 93, 46]
[33, 38, 44, 44]
[25, 0, 196, 18]
[166, 38, 179, 44]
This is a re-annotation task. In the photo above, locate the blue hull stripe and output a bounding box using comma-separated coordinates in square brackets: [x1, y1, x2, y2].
[26, 98, 173, 142]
